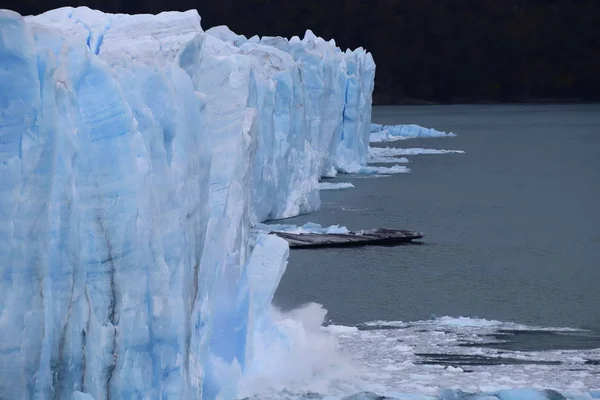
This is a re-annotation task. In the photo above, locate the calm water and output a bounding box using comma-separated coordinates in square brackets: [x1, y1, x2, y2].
[274, 104, 600, 331]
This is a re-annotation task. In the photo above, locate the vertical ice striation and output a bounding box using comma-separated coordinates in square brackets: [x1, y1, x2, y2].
[206, 27, 376, 220]
[0, 7, 375, 399]
[2, 8, 212, 399]
[330, 48, 375, 174]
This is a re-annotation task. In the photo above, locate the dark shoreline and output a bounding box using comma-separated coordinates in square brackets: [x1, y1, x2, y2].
[372, 96, 599, 106]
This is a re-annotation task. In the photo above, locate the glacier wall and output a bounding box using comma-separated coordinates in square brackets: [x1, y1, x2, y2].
[0, 7, 375, 400]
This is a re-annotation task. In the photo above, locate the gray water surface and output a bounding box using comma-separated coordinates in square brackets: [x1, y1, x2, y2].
[273, 104, 600, 331]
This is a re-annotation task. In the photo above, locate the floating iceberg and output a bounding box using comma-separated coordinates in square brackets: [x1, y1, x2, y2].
[370, 123, 456, 142]
[254, 222, 350, 235]
[369, 130, 411, 143]
[0, 7, 374, 399]
[319, 182, 356, 190]
[347, 165, 411, 175]
[370, 147, 465, 157]
[368, 147, 463, 164]
[368, 156, 411, 164]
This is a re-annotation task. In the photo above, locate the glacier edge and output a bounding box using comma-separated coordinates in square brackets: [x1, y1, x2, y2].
[0, 6, 375, 400]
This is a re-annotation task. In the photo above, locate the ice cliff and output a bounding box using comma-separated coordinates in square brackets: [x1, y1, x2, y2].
[0, 7, 374, 399]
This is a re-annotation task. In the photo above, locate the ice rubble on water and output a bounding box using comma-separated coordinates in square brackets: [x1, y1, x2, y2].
[238, 314, 600, 399]
[254, 222, 350, 236]
[370, 147, 465, 157]
[319, 182, 356, 190]
[0, 7, 375, 399]
[370, 123, 456, 143]
[329, 317, 600, 400]
[368, 147, 464, 163]
[339, 389, 600, 400]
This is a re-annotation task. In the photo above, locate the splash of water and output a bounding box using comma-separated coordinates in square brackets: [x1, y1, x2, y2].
[239, 303, 362, 399]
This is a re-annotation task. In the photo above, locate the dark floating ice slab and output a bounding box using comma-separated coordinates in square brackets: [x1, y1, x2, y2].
[440, 389, 569, 400]
[414, 352, 562, 367]
[342, 392, 395, 400]
[458, 329, 600, 352]
[336, 389, 585, 400]
[271, 228, 424, 249]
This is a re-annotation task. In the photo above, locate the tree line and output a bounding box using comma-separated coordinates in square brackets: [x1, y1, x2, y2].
[7, 0, 600, 104]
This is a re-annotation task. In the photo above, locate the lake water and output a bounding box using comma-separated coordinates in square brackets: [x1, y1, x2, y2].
[274, 104, 600, 331]
[254, 104, 600, 398]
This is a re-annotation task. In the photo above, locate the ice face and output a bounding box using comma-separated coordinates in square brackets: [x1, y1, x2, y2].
[1, 8, 212, 399]
[0, 7, 375, 400]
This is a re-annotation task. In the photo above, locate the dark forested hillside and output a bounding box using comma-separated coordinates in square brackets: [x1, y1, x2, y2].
[5, 0, 599, 104]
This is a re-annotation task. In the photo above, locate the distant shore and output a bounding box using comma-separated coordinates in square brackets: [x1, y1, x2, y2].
[372, 95, 596, 106]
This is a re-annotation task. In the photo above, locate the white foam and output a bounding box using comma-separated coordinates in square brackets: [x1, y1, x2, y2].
[239, 303, 362, 399]
[363, 317, 583, 332]
[241, 315, 599, 398]
[435, 316, 503, 327]
[325, 325, 360, 334]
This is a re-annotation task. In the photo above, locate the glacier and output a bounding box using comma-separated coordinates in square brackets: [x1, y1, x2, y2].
[0, 7, 375, 400]
[3, 7, 593, 400]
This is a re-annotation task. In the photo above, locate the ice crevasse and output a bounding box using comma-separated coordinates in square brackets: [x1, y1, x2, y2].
[0, 6, 375, 399]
